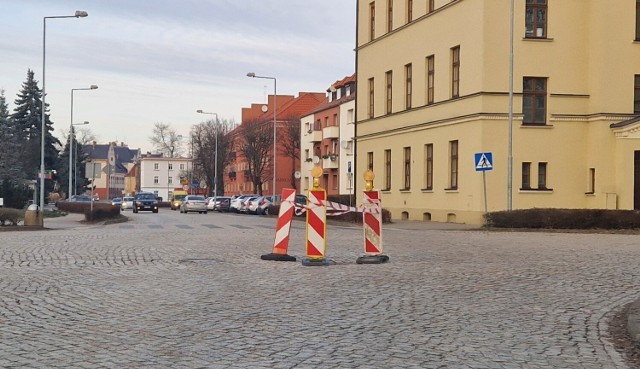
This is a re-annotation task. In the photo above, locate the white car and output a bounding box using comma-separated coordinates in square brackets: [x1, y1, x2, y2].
[230, 194, 256, 212]
[120, 196, 134, 210]
[180, 195, 208, 214]
[205, 197, 216, 210]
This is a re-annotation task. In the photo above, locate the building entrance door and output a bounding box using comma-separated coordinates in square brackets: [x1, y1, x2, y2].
[634, 151, 640, 209]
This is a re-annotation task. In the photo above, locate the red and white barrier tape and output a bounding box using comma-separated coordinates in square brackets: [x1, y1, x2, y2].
[290, 199, 380, 216]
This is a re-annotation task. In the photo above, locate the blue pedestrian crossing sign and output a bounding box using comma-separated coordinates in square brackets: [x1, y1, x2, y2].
[474, 152, 493, 171]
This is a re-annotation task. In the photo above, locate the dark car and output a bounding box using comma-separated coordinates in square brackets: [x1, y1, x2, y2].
[213, 196, 231, 212]
[133, 192, 159, 213]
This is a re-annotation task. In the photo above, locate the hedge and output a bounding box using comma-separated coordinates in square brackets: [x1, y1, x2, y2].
[484, 208, 640, 229]
[0, 208, 25, 226]
[56, 202, 121, 222]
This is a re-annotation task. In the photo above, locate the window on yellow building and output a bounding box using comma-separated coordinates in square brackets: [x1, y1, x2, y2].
[368, 77, 375, 118]
[386, 70, 393, 114]
[384, 149, 392, 190]
[635, 75, 640, 114]
[403, 146, 411, 190]
[451, 46, 460, 98]
[370, 2, 376, 41]
[367, 152, 374, 171]
[405, 63, 412, 110]
[525, 0, 547, 38]
[425, 144, 433, 190]
[448, 140, 458, 190]
[407, 0, 413, 22]
[426, 55, 435, 104]
[428, 0, 434, 13]
[523, 77, 547, 125]
[388, 0, 393, 32]
[538, 162, 548, 189]
[521, 162, 531, 190]
[636, 0, 640, 40]
[588, 168, 596, 194]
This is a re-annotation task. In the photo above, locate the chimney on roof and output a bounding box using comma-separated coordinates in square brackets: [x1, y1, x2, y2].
[92, 141, 96, 149]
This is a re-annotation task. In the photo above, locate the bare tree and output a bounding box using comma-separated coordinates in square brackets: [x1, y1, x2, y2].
[191, 118, 235, 196]
[279, 116, 301, 190]
[237, 119, 273, 196]
[149, 122, 183, 157]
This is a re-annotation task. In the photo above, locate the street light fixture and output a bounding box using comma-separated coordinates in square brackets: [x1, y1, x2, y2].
[196, 110, 218, 197]
[246, 72, 277, 197]
[41, 10, 88, 216]
[69, 85, 97, 197]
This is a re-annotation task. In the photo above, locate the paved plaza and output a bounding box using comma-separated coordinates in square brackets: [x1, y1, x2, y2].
[0, 213, 639, 368]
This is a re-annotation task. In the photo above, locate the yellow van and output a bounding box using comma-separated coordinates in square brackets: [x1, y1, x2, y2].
[170, 190, 188, 210]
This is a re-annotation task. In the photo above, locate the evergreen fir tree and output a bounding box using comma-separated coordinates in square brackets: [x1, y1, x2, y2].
[10, 69, 61, 183]
[0, 88, 22, 180]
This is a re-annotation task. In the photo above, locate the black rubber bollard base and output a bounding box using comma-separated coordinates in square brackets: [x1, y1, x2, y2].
[301, 257, 332, 266]
[261, 253, 297, 262]
[356, 254, 390, 264]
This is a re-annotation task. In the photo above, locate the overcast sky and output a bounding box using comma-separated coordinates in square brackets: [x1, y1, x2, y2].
[0, 0, 356, 153]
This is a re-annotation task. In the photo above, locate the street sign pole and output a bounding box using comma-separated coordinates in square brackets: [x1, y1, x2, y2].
[483, 171, 488, 213]
[475, 152, 493, 214]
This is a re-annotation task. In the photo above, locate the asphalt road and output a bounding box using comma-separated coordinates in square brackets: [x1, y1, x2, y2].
[0, 209, 638, 368]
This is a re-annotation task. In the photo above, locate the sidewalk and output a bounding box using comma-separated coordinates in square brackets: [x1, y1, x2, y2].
[382, 219, 482, 231]
[44, 213, 87, 230]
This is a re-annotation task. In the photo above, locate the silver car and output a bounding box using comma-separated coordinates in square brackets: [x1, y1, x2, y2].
[180, 195, 208, 214]
[121, 196, 134, 210]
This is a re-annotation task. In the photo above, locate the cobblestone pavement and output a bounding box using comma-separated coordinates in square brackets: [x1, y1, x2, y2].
[1, 214, 639, 368]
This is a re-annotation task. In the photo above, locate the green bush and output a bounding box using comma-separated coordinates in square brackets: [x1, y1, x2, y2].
[484, 208, 640, 229]
[0, 208, 26, 226]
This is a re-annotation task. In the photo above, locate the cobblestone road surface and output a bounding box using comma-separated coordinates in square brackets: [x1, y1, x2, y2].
[1, 213, 639, 368]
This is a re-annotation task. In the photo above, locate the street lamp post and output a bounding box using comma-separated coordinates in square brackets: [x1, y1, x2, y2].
[196, 110, 218, 197]
[69, 121, 89, 197]
[247, 72, 277, 198]
[69, 85, 97, 198]
[41, 10, 88, 215]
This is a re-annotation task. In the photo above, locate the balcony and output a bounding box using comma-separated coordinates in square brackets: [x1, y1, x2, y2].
[322, 154, 339, 169]
[308, 129, 323, 143]
[322, 125, 339, 139]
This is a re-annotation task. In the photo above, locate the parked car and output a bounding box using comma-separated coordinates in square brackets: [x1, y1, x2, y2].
[230, 194, 256, 212]
[111, 198, 122, 206]
[133, 192, 159, 213]
[68, 195, 93, 202]
[239, 196, 259, 213]
[256, 196, 274, 215]
[205, 197, 218, 210]
[295, 194, 308, 205]
[180, 195, 208, 214]
[213, 196, 231, 212]
[246, 196, 263, 214]
[121, 196, 134, 210]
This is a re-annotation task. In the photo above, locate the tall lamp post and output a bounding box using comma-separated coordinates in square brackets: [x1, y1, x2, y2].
[69, 121, 89, 197]
[41, 10, 88, 215]
[69, 85, 97, 198]
[247, 72, 277, 197]
[196, 110, 218, 196]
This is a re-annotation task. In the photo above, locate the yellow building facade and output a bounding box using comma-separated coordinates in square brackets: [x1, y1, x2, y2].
[355, 0, 640, 224]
